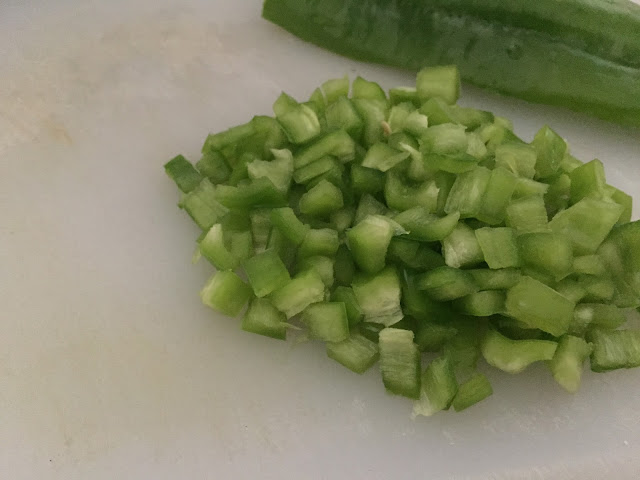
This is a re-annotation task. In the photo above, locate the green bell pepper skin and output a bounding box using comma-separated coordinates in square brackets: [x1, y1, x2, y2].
[164, 155, 203, 194]
[262, 0, 640, 127]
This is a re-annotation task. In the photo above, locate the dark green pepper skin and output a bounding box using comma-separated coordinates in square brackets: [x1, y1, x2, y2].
[263, 0, 640, 127]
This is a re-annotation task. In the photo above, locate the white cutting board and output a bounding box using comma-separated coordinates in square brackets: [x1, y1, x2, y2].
[2, 1, 640, 479]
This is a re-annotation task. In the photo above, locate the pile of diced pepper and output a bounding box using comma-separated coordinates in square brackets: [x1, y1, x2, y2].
[164, 66, 640, 415]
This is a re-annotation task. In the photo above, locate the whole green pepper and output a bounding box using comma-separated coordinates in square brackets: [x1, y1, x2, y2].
[262, 0, 640, 127]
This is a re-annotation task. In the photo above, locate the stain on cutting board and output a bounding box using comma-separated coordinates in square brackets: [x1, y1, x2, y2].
[0, 7, 277, 156]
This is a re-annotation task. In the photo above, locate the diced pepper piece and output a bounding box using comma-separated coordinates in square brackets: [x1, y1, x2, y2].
[250, 115, 289, 158]
[531, 125, 567, 179]
[415, 321, 458, 352]
[427, 151, 480, 174]
[390, 86, 419, 106]
[179, 179, 229, 230]
[227, 152, 256, 186]
[243, 249, 291, 298]
[361, 142, 410, 172]
[597, 220, 640, 308]
[517, 232, 573, 280]
[494, 143, 536, 179]
[576, 275, 616, 303]
[306, 87, 326, 115]
[505, 276, 575, 336]
[549, 198, 623, 255]
[519, 266, 556, 287]
[588, 328, 640, 372]
[326, 333, 380, 374]
[419, 97, 458, 125]
[270, 270, 326, 318]
[215, 178, 287, 209]
[297, 255, 334, 288]
[354, 193, 387, 224]
[202, 121, 255, 156]
[481, 329, 557, 374]
[455, 107, 494, 131]
[434, 171, 456, 215]
[242, 297, 287, 340]
[247, 149, 293, 194]
[554, 278, 587, 304]
[570, 303, 626, 336]
[164, 154, 203, 193]
[608, 186, 633, 224]
[569, 159, 606, 205]
[196, 150, 232, 185]
[442, 222, 485, 269]
[385, 172, 439, 212]
[505, 196, 549, 235]
[352, 76, 386, 101]
[416, 65, 460, 105]
[454, 290, 506, 317]
[200, 271, 252, 317]
[452, 373, 493, 412]
[250, 208, 273, 254]
[298, 228, 340, 259]
[512, 178, 549, 199]
[476, 167, 518, 225]
[388, 238, 446, 271]
[293, 156, 339, 185]
[560, 154, 584, 174]
[413, 356, 458, 417]
[443, 317, 487, 378]
[270, 207, 310, 246]
[267, 227, 296, 269]
[322, 75, 349, 104]
[299, 179, 344, 217]
[468, 268, 521, 291]
[400, 270, 452, 321]
[277, 103, 322, 144]
[388, 103, 413, 132]
[399, 111, 430, 138]
[301, 302, 350, 342]
[199, 224, 240, 271]
[294, 130, 356, 168]
[228, 230, 254, 266]
[387, 103, 414, 129]
[352, 267, 403, 326]
[548, 335, 593, 393]
[331, 286, 363, 327]
[379, 328, 421, 399]
[416, 266, 478, 301]
[545, 173, 572, 218]
[305, 161, 345, 190]
[572, 255, 607, 276]
[475, 227, 520, 269]
[324, 96, 363, 139]
[350, 165, 386, 195]
[493, 116, 513, 131]
[478, 123, 523, 154]
[422, 124, 468, 155]
[330, 206, 355, 233]
[272, 92, 299, 117]
[444, 166, 491, 218]
[347, 215, 394, 274]
[353, 98, 388, 146]
[466, 132, 488, 160]
[394, 208, 460, 242]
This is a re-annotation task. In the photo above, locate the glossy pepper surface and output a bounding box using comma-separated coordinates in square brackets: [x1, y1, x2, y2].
[262, 0, 640, 127]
